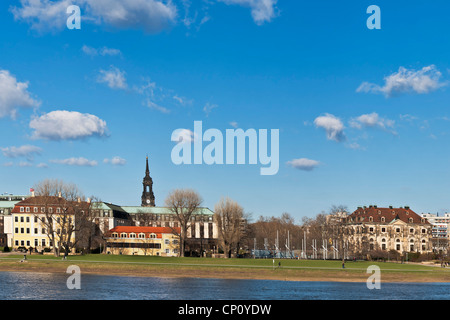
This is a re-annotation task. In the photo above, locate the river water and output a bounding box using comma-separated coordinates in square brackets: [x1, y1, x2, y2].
[0, 271, 449, 300]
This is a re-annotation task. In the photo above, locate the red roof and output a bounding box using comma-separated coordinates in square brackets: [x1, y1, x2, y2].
[347, 206, 428, 224]
[106, 226, 181, 238]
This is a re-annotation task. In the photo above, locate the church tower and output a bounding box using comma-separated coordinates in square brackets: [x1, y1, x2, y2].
[141, 156, 155, 207]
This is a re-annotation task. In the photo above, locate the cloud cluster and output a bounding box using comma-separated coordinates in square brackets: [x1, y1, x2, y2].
[82, 45, 122, 57]
[349, 112, 395, 131]
[219, 0, 278, 25]
[286, 158, 320, 171]
[314, 113, 346, 142]
[0, 69, 40, 119]
[97, 66, 127, 90]
[50, 157, 98, 167]
[29, 110, 108, 141]
[11, 0, 278, 33]
[103, 156, 127, 166]
[357, 65, 446, 97]
[1, 145, 42, 160]
[11, 0, 178, 33]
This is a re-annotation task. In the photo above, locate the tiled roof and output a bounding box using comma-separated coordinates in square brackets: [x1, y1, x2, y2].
[347, 206, 429, 224]
[11, 196, 89, 213]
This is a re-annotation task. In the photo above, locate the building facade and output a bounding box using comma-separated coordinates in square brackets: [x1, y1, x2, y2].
[344, 206, 432, 256]
[104, 226, 180, 256]
[10, 195, 88, 253]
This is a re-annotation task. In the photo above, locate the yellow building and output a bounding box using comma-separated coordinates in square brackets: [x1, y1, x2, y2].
[104, 226, 180, 256]
[11, 195, 85, 254]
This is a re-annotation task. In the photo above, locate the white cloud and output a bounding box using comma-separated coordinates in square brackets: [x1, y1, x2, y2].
[349, 112, 395, 130]
[1, 145, 42, 160]
[357, 65, 446, 97]
[171, 128, 196, 144]
[11, 0, 178, 33]
[29, 110, 108, 140]
[82, 45, 122, 57]
[0, 69, 40, 119]
[50, 157, 98, 167]
[287, 158, 320, 171]
[314, 113, 346, 142]
[103, 156, 127, 166]
[219, 0, 278, 25]
[97, 66, 127, 89]
[36, 162, 48, 168]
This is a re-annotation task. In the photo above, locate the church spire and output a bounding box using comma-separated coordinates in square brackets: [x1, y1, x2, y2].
[141, 156, 155, 207]
[145, 155, 150, 177]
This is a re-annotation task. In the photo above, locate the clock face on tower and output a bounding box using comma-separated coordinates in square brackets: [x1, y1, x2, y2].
[146, 199, 150, 204]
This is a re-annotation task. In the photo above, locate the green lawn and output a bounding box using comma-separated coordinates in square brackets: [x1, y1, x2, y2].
[0, 253, 443, 273]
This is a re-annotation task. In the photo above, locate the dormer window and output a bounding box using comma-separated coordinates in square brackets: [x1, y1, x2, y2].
[120, 233, 127, 238]
[20, 207, 24, 212]
[138, 233, 145, 239]
[129, 233, 136, 238]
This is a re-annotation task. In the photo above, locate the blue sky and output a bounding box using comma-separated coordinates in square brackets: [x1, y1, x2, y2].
[2, 0, 450, 222]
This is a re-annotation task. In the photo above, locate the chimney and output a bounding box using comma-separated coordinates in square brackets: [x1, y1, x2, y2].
[87, 198, 91, 203]
[77, 197, 81, 203]
[58, 191, 62, 198]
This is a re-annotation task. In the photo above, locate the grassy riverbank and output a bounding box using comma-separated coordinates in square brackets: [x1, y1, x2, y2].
[1, 254, 450, 283]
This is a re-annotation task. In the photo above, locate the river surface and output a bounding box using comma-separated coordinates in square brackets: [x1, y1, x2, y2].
[0, 271, 449, 300]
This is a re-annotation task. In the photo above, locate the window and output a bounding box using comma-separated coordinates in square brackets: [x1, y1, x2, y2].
[138, 233, 145, 239]
[410, 228, 414, 234]
[381, 227, 386, 233]
[26, 217, 30, 223]
[41, 207, 45, 213]
[369, 227, 374, 232]
[56, 208, 61, 213]
[120, 233, 127, 238]
[42, 228, 46, 234]
[48, 208, 53, 213]
[20, 228, 24, 234]
[129, 233, 136, 238]
[396, 228, 400, 233]
[42, 239, 46, 246]
[20, 240, 24, 246]
[111, 233, 118, 238]
[381, 217, 385, 222]
[26, 228, 30, 234]
[150, 234, 156, 239]
[14, 216, 18, 222]
[422, 229, 426, 234]
[34, 216, 38, 223]
[165, 239, 170, 245]
[369, 217, 373, 222]
[34, 239, 38, 246]
[26, 241, 30, 246]
[25, 207, 30, 212]
[20, 217, 24, 222]
[33, 207, 38, 213]
[34, 228, 38, 234]
[409, 218, 413, 223]
[15, 240, 19, 246]
[14, 228, 18, 234]
[20, 207, 24, 212]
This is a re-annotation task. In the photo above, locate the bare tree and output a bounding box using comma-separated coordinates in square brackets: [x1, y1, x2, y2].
[33, 179, 93, 257]
[165, 189, 203, 257]
[214, 197, 247, 258]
